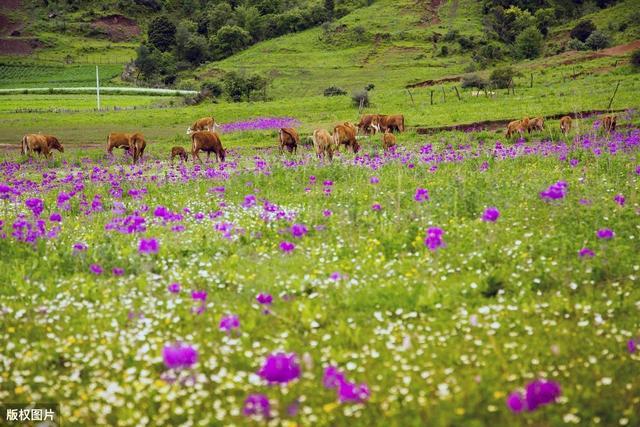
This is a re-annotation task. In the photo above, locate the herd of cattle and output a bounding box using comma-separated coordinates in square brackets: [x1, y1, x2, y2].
[19, 112, 619, 163]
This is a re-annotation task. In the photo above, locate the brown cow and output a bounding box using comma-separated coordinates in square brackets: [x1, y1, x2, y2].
[187, 117, 217, 134]
[521, 117, 530, 132]
[382, 130, 396, 151]
[505, 120, 525, 139]
[129, 133, 147, 164]
[528, 116, 544, 133]
[333, 123, 360, 153]
[191, 131, 225, 163]
[376, 114, 405, 133]
[602, 115, 617, 133]
[312, 129, 335, 161]
[357, 114, 380, 135]
[560, 116, 572, 135]
[21, 134, 64, 159]
[107, 132, 133, 155]
[278, 128, 299, 154]
[171, 146, 188, 163]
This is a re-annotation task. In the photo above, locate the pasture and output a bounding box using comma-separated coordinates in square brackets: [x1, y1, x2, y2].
[0, 111, 639, 425]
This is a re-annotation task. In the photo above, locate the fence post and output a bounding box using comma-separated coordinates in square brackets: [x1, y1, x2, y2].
[430, 90, 434, 105]
[441, 86, 446, 103]
[453, 86, 461, 101]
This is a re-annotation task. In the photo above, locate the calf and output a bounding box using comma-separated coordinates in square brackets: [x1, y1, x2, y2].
[129, 133, 147, 164]
[278, 128, 299, 154]
[187, 116, 217, 134]
[357, 114, 380, 135]
[21, 134, 64, 159]
[560, 116, 572, 135]
[107, 132, 133, 155]
[528, 116, 544, 133]
[171, 146, 188, 163]
[602, 114, 617, 133]
[191, 131, 225, 163]
[382, 130, 396, 151]
[505, 120, 525, 139]
[377, 114, 405, 133]
[333, 123, 360, 153]
[312, 129, 335, 161]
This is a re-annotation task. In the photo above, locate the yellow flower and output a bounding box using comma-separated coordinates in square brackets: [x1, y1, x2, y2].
[455, 408, 465, 415]
[15, 386, 25, 394]
[494, 391, 505, 399]
[323, 402, 338, 413]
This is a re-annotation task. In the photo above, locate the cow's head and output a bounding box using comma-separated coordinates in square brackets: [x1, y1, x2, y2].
[219, 148, 226, 162]
[352, 140, 360, 154]
[49, 137, 64, 153]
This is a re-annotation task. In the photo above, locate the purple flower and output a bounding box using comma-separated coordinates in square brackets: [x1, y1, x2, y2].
[243, 194, 256, 208]
[258, 352, 301, 384]
[192, 290, 207, 301]
[424, 227, 445, 251]
[539, 181, 568, 201]
[507, 392, 525, 413]
[569, 158, 579, 167]
[219, 314, 240, 332]
[256, 293, 273, 305]
[138, 237, 159, 254]
[279, 241, 295, 253]
[73, 242, 88, 252]
[162, 343, 198, 369]
[338, 381, 370, 403]
[329, 272, 342, 281]
[596, 228, 614, 239]
[168, 283, 181, 293]
[371, 203, 382, 211]
[370, 176, 379, 184]
[414, 188, 430, 202]
[25, 198, 44, 217]
[309, 176, 316, 184]
[628, 339, 637, 354]
[90, 264, 103, 275]
[112, 267, 125, 276]
[243, 393, 270, 418]
[290, 223, 308, 238]
[579, 248, 595, 258]
[323, 209, 332, 217]
[507, 379, 561, 412]
[481, 207, 500, 222]
[323, 366, 346, 389]
[49, 212, 62, 222]
[614, 194, 625, 206]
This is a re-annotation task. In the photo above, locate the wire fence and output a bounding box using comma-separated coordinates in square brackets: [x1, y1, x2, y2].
[30, 53, 134, 65]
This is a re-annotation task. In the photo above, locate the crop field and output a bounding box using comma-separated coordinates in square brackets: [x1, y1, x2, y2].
[0, 113, 639, 426]
[0, 63, 124, 89]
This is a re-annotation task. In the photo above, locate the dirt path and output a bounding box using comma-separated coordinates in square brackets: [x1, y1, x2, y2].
[414, 108, 629, 134]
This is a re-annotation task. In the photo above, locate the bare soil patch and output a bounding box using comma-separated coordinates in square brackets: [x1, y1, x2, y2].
[406, 75, 461, 88]
[0, 0, 22, 10]
[91, 14, 140, 42]
[0, 14, 23, 36]
[0, 38, 42, 55]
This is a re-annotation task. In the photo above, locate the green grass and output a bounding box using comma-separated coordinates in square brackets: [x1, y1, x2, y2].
[0, 63, 124, 88]
[0, 94, 180, 112]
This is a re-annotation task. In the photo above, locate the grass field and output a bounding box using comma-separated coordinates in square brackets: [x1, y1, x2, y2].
[0, 121, 639, 426]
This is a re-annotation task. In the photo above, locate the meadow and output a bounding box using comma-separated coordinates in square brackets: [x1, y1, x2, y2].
[0, 111, 639, 426]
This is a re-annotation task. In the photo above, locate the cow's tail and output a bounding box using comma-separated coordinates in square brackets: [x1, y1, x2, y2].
[401, 116, 405, 132]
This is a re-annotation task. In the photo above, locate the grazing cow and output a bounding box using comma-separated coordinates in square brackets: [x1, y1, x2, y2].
[382, 130, 396, 151]
[357, 114, 380, 135]
[278, 128, 299, 154]
[528, 116, 544, 133]
[560, 116, 572, 135]
[521, 117, 530, 133]
[171, 146, 188, 163]
[376, 114, 405, 133]
[107, 132, 133, 155]
[333, 123, 360, 153]
[187, 117, 217, 134]
[505, 120, 525, 139]
[21, 134, 64, 159]
[191, 131, 225, 163]
[602, 114, 617, 133]
[312, 129, 335, 161]
[129, 133, 147, 164]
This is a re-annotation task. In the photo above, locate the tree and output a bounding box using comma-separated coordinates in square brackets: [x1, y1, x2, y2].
[134, 44, 160, 79]
[211, 25, 252, 58]
[148, 16, 176, 52]
[515, 26, 544, 59]
[490, 67, 517, 89]
[235, 5, 262, 40]
[534, 8, 555, 36]
[585, 30, 610, 50]
[183, 34, 209, 64]
[223, 71, 267, 102]
[325, 0, 334, 20]
[207, 3, 234, 35]
[570, 20, 596, 42]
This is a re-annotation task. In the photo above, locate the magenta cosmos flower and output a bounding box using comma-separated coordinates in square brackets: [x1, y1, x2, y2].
[290, 223, 308, 238]
[279, 241, 295, 253]
[256, 293, 273, 305]
[481, 207, 500, 222]
[578, 248, 595, 258]
[371, 203, 382, 211]
[168, 283, 181, 293]
[219, 314, 240, 332]
[89, 264, 103, 275]
[539, 181, 568, 201]
[596, 228, 614, 239]
[507, 379, 561, 413]
[191, 290, 207, 301]
[424, 227, 445, 251]
[323, 365, 370, 403]
[614, 194, 625, 206]
[139, 237, 159, 254]
[414, 188, 429, 202]
[258, 352, 301, 384]
[162, 343, 198, 369]
[243, 393, 270, 418]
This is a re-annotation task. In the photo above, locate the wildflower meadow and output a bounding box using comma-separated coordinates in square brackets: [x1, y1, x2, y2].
[1, 116, 639, 426]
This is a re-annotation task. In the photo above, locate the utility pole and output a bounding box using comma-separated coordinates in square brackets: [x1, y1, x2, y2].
[96, 65, 101, 111]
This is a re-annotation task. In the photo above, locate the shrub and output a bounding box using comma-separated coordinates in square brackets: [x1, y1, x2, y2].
[223, 71, 268, 102]
[211, 25, 252, 59]
[515, 26, 544, 59]
[630, 49, 640, 69]
[148, 16, 176, 52]
[570, 20, 596, 42]
[567, 38, 587, 51]
[585, 30, 610, 50]
[201, 81, 223, 98]
[439, 45, 449, 56]
[323, 86, 347, 96]
[461, 74, 488, 89]
[458, 35, 476, 51]
[365, 83, 375, 91]
[490, 67, 516, 89]
[351, 90, 369, 108]
[443, 29, 459, 42]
